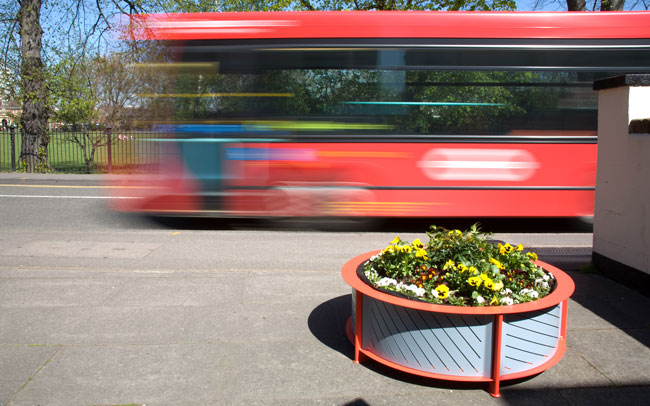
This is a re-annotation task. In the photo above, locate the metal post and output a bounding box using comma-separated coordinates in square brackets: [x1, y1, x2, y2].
[489, 314, 504, 398]
[354, 289, 364, 364]
[9, 124, 16, 172]
[106, 126, 112, 174]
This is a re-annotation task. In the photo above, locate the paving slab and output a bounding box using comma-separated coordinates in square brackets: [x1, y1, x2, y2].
[7, 344, 229, 406]
[0, 345, 60, 406]
[566, 329, 650, 387]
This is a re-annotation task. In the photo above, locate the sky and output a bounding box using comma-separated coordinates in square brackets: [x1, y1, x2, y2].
[516, 0, 571, 11]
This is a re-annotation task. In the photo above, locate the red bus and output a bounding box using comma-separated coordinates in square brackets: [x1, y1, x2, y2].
[114, 11, 650, 219]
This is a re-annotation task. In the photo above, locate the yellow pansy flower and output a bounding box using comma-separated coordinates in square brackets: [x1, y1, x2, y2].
[468, 276, 482, 287]
[435, 284, 449, 299]
[412, 238, 423, 248]
[490, 296, 499, 305]
[492, 281, 504, 292]
[443, 259, 456, 270]
[489, 258, 505, 270]
[526, 252, 538, 262]
[390, 236, 400, 244]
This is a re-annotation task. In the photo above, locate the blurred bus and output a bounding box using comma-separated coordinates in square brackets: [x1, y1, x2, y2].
[113, 11, 650, 220]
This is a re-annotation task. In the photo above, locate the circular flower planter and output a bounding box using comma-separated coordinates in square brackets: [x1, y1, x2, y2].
[341, 250, 575, 398]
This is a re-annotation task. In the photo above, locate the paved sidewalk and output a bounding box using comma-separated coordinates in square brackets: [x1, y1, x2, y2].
[1, 252, 650, 406]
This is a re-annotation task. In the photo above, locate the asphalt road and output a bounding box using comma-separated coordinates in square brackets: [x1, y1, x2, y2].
[0, 174, 593, 273]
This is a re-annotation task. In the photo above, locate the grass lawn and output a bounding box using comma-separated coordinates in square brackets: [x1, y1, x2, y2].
[0, 130, 163, 173]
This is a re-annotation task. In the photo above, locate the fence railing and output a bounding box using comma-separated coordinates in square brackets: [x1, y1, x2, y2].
[0, 126, 166, 174]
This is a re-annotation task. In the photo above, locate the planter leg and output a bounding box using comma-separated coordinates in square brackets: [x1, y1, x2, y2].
[490, 314, 504, 398]
[489, 379, 501, 398]
[354, 290, 364, 364]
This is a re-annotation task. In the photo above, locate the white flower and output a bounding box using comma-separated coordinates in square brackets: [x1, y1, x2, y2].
[502, 288, 513, 295]
[377, 277, 397, 287]
[500, 297, 514, 306]
[402, 284, 426, 297]
[519, 288, 539, 298]
[541, 281, 549, 290]
[476, 295, 485, 304]
[431, 289, 439, 298]
[543, 274, 550, 281]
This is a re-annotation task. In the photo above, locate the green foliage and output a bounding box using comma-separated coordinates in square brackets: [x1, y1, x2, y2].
[50, 56, 99, 125]
[364, 224, 554, 306]
[368, 236, 430, 279]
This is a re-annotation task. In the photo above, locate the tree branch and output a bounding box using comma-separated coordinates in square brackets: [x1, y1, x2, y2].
[299, 0, 315, 10]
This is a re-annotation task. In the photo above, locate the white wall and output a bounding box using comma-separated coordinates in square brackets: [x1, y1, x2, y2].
[593, 85, 650, 274]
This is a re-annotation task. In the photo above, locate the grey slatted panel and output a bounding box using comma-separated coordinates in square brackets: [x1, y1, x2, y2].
[500, 304, 562, 375]
[443, 313, 494, 376]
[362, 295, 493, 377]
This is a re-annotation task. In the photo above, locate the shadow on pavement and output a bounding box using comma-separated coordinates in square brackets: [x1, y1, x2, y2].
[306, 294, 532, 394]
[118, 213, 594, 234]
[540, 253, 650, 349]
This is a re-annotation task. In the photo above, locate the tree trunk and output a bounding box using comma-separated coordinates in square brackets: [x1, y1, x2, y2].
[566, 0, 586, 10]
[566, 0, 626, 11]
[18, 0, 49, 172]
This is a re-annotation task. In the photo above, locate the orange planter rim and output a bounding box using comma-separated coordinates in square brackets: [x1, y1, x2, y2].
[341, 249, 575, 315]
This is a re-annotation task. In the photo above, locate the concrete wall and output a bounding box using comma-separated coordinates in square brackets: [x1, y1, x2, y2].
[593, 76, 650, 277]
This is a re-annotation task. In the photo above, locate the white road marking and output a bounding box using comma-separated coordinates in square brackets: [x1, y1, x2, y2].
[0, 194, 139, 199]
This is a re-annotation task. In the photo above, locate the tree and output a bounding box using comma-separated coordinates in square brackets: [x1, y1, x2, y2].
[50, 51, 146, 172]
[18, 0, 49, 172]
[92, 53, 140, 129]
[567, 0, 625, 10]
[534, 0, 648, 11]
[296, 0, 516, 10]
[3, 0, 149, 172]
[163, 0, 516, 12]
[50, 55, 102, 173]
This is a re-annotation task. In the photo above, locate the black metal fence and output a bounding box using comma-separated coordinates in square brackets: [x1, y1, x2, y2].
[0, 126, 166, 174]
